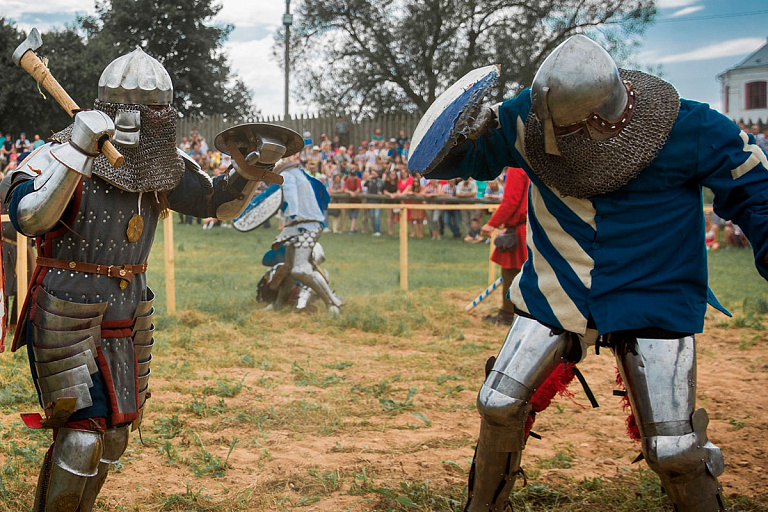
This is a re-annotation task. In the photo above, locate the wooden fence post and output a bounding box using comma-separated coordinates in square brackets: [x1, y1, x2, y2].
[164, 214, 176, 314]
[399, 207, 408, 291]
[488, 231, 497, 286]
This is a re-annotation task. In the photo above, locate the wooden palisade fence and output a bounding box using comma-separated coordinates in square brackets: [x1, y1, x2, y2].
[178, 113, 423, 149]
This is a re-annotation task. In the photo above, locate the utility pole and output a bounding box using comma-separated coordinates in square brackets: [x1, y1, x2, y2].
[283, 0, 293, 120]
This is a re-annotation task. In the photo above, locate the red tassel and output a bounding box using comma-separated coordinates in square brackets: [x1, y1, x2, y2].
[524, 363, 577, 438]
[615, 369, 640, 442]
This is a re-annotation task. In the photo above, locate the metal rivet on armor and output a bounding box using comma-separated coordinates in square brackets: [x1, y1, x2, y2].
[69, 261, 76, 269]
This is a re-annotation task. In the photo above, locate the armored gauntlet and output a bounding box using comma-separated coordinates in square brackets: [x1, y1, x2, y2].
[50, 110, 115, 177]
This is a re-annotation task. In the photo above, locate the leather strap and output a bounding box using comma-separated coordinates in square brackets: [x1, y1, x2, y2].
[36, 257, 147, 283]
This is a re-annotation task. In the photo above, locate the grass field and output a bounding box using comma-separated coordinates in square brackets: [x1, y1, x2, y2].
[0, 220, 766, 511]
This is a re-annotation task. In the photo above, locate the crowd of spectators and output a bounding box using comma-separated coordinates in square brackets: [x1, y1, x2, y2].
[176, 128, 234, 227]
[300, 126, 506, 241]
[174, 121, 767, 246]
[0, 131, 43, 175]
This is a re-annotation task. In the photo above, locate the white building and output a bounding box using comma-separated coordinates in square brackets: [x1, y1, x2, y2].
[718, 38, 768, 126]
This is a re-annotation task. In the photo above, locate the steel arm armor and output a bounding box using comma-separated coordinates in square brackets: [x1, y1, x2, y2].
[7, 111, 115, 237]
[8, 144, 84, 237]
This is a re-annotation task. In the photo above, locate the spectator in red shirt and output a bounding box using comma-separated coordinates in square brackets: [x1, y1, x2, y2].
[344, 170, 363, 234]
[481, 167, 530, 325]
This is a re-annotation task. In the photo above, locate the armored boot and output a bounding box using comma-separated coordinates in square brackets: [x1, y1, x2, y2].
[33, 428, 103, 512]
[79, 425, 130, 512]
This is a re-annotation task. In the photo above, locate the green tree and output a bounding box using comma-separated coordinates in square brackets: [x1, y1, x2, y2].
[0, 19, 74, 138]
[277, 0, 655, 117]
[82, 0, 254, 118]
[0, 0, 254, 138]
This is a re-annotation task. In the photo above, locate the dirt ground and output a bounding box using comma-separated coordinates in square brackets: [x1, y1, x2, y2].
[2, 290, 767, 511]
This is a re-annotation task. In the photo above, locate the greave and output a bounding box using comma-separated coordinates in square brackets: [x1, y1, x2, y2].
[616, 337, 725, 512]
[32, 451, 53, 512]
[302, 270, 343, 308]
[465, 418, 524, 512]
[288, 245, 343, 309]
[34, 428, 102, 512]
[79, 425, 130, 512]
[646, 408, 725, 512]
[78, 463, 109, 512]
[661, 470, 725, 512]
[466, 317, 573, 511]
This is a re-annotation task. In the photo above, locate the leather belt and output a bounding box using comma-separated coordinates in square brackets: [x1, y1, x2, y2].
[36, 257, 148, 288]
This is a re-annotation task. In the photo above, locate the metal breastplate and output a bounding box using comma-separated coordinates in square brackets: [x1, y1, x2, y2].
[40, 176, 158, 320]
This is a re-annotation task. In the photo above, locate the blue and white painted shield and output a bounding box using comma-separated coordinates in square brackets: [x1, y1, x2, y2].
[233, 184, 283, 232]
[408, 65, 500, 174]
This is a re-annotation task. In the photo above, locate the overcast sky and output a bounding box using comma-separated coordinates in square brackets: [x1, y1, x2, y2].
[2, 0, 766, 116]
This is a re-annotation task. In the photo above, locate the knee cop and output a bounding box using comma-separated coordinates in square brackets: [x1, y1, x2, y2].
[475, 316, 579, 451]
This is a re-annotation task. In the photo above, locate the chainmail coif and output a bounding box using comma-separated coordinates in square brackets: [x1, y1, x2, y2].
[51, 100, 184, 193]
[524, 69, 680, 199]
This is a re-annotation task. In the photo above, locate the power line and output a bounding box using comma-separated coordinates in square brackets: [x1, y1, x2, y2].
[656, 9, 768, 23]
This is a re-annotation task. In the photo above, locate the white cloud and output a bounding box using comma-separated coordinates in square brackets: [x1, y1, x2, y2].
[648, 37, 766, 64]
[216, 0, 286, 29]
[669, 5, 705, 17]
[656, 0, 698, 8]
[0, 0, 92, 16]
[225, 37, 311, 117]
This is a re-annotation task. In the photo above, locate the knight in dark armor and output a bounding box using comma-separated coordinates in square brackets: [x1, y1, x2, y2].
[2, 48, 288, 512]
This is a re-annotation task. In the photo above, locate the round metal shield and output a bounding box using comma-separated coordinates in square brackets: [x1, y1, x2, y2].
[214, 123, 304, 159]
[233, 184, 284, 232]
[408, 65, 500, 175]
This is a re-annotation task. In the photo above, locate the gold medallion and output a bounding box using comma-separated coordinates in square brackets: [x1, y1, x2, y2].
[127, 214, 144, 243]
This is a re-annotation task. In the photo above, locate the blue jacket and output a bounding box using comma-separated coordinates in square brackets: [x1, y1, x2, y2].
[432, 90, 768, 335]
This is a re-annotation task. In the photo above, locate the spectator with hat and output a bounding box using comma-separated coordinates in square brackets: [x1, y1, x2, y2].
[15, 132, 31, 153]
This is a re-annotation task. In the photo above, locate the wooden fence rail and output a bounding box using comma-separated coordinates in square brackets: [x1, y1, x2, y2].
[326, 203, 500, 290]
[3, 202, 499, 321]
[2, 204, 720, 320]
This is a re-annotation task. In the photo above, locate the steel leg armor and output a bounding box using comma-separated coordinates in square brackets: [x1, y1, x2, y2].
[466, 316, 574, 512]
[286, 242, 342, 313]
[615, 336, 725, 512]
[33, 428, 103, 512]
[78, 425, 131, 512]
